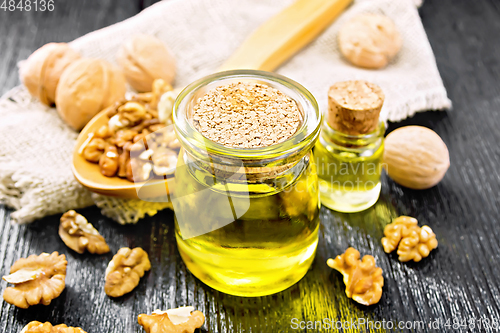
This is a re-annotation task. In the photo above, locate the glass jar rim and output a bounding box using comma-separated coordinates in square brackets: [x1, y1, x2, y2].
[173, 70, 321, 162]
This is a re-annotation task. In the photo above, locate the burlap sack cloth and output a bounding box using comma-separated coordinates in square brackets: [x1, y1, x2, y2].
[0, 0, 450, 224]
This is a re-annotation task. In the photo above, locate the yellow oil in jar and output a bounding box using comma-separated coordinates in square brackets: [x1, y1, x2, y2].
[314, 123, 384, 213]
[174, 153, 320, 297]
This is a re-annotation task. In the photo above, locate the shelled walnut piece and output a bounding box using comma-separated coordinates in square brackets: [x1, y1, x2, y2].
[2, 252, 67, 309]
[381, 216, 419, 253]
[59, 210, 110, 254]
[138, 306, 205, 333]
[20, 321, 87, 333]
[105, 247, 151, 297]
[397, 226, 438, 262]
[79, 79, 180, 183]
[382, 216, 438, 262]
[327, 247, 383, 306]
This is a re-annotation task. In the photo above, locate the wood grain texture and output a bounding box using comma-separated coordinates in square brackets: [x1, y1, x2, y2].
[1, 0, 500, 332]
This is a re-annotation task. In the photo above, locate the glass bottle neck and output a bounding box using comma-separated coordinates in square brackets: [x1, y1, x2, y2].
[320, 121, 385, 150]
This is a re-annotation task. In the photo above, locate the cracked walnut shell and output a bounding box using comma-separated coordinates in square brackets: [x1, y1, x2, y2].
[138, 306, 205, 333]
[2, 252, 67, 309]
[382, 216, 438, 262]
[59, 210, 110, 254]
[327, 247, 383, 306]
[105, 247, 151, 297]
[21, 321, 87, 333]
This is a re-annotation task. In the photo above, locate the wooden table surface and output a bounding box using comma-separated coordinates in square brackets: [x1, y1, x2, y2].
[1, 0, 500, 332]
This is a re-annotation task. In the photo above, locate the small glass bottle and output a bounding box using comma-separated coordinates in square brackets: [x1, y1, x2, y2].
[172, 70, 322, 297]
[314, 80, 385, 213]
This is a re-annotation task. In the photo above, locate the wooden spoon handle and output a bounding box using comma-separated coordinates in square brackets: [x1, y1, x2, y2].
[219, 0, 353, 72]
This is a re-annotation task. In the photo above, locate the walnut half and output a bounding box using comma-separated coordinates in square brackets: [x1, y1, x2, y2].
[105, 247, 151, 297]
[2, 252, 67, 309]
[138, 306, 205, 333]
[327, 247, 384, 306]
[381, 216, 438, 262]
[397, 226, 438, 262]
[381, 216, 419, 253]
[59, 210, 110, 254]
[21, 321, 87, 333]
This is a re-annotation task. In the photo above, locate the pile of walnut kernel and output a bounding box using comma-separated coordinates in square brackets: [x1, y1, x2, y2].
[2, 210, 206, 333]
[80, 79, 180, 182]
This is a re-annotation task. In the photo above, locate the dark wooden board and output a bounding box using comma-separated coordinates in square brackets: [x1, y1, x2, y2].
[1, 0, 500, 332]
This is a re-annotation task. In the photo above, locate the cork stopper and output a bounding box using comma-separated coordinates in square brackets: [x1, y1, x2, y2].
[192, 82, 302, 148]
[327, 80, 384, 135]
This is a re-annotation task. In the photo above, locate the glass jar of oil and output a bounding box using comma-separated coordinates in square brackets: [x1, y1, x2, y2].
[172, 70, 321, 297]
[314, 80, 385, 213]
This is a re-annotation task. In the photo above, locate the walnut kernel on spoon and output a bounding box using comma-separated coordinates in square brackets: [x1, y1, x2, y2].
[138, 306, 205, 333]
[59, 210, 110, 254]
[20, 321, 87, 333]
[105, 247, 151, 297]
[2, 252, 67, 309]
[78, 78, 181, 185]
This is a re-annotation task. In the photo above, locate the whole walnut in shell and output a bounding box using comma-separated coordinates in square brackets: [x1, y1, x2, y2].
[55, 58, 126, 130]
[117, 34, 176, 92]
[383, 126, 450, 190]
[20, 43, 80, 106]
[339, 13, 402, 69]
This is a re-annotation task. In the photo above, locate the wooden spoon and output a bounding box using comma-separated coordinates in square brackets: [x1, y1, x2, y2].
[73, 0, 352, 199]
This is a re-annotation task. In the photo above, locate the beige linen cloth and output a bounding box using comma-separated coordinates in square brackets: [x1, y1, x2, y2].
[0, 0, 450, 224]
